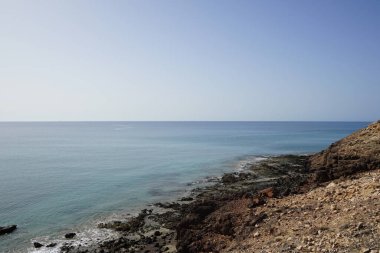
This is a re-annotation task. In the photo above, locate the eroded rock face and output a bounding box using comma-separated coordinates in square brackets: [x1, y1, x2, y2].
[308, 121, 380, 183]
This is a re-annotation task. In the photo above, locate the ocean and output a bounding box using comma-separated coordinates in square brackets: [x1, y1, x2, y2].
[0, 121, 369, 252]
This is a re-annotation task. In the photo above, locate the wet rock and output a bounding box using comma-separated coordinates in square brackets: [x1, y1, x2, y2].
[46, 242, 57, 247]
[33, 242, 43, 248]
[0, 225, 17, 235]
[65, 232, 76, 239]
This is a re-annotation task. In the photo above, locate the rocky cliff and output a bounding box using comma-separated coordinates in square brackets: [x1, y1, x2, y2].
[308, 121, 380, 182]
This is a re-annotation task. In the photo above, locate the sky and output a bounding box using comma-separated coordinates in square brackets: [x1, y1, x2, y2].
[0, 0, 379, 121]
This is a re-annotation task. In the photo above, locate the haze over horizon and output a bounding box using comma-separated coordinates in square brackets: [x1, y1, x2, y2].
[1, 1, 379, 122]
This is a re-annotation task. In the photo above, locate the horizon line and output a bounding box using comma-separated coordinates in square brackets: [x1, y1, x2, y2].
[0, 120, 374, 123]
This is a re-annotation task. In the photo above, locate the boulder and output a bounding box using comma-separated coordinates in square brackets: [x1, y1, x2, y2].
[0, 225, 17, 235]
[33, 242, 43, 248]
[65, 232, 76, 239]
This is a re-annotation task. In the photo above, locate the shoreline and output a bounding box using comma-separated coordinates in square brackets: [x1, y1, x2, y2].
[28, 155, 310, 253]
[27, 155, 274, 253]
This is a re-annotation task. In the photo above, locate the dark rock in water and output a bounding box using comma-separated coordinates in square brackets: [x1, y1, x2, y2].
[0, 225, 17, 235]
[65, 232, 76, 239]
[46, 242, 57, 247]
[33, 242, 43, 248]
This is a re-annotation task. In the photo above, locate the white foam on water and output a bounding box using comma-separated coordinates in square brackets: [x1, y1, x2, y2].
[234, 156, 268, 172]
[27, 227, 119, 253]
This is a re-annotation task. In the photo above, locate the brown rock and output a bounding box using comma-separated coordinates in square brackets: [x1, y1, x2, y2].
[259, 187, 276, 198]
[308, 121, 380, 183]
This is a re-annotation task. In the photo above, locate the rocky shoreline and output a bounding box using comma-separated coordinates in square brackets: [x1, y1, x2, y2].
[28, 155, 309, 253]
[27, 121, 379, 253]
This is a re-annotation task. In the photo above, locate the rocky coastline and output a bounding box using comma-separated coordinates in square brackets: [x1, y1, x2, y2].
[25, 121, 380, 253]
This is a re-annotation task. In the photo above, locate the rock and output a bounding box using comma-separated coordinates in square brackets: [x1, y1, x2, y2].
[249, 194, 266, 208]
[0, 225, 17, 235]
[326, 182, 337, 188]
[250, 212, 268, 226]
[357, 222, 364, 230]
[179, 197, 193, 201]
[65, 232, 76, 239]
[191, 202, 216, 218]
[154, 230, 161, 236]
[221, 173, 239, 184]
[46, 242, 57, 247]
[33, 242, 43, 248]
[259, 187, 276, 198]
[155, 202, 181, 210]
[210, 212, 235, 235]
[309, 121, 380, 183]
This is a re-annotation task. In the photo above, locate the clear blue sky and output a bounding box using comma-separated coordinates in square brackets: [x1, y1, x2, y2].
[1, 0, 379, 121]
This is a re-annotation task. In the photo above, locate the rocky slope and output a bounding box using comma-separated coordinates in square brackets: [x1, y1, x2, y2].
[226, 169, 380, 253]
[308, 120, 380, 183]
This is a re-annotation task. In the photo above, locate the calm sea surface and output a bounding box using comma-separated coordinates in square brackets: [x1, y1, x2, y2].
[0, 121, 369, 252]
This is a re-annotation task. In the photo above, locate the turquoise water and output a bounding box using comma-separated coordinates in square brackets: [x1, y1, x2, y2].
[0, 121, 369, 252]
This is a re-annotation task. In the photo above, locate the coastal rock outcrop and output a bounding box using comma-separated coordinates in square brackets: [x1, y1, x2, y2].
[308, 121, 380, 183]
